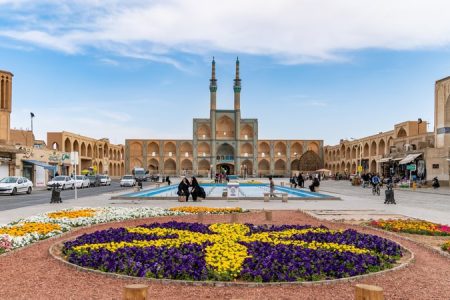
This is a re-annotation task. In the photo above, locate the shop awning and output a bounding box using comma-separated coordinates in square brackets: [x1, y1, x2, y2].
[378, 157, 392, 163]
[22, 160, 57, 171]
[399, 153, 422, 165]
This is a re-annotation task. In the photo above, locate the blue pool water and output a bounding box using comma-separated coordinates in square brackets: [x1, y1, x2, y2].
[125, 183, 332, 199]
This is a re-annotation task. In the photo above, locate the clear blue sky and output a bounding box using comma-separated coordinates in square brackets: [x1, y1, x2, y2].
[1, 1, 450, 145]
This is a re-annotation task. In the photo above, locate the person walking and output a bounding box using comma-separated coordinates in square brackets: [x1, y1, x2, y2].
[297, 173, 304, 188]
[290, 175, 297, 188]
[269, 176, 275, 197]
[166, 176, 171, 186]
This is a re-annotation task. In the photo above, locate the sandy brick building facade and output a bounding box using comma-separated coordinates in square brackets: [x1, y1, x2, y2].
[47, 132, 125, 177]
[324, 76, 450, 184]
[126, 59, 324, 177]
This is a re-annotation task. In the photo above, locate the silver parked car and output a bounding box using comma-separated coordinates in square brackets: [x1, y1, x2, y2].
[0, 176, 33, 195]
[120, 175, 136, 187]
[47, 176, 75, 190]
[74, 175, 90, 188]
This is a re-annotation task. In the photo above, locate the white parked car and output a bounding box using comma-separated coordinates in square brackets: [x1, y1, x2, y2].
[75, 175, 90, 189]
[0, 176, 33, 195]
[99, 175, 111, 186]
[47, 176, 75, 190]
[120, 175, 136, 187]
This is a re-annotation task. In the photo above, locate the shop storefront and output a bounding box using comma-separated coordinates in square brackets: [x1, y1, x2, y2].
[0, 145, 18, 179]
[22, 160, 57, 187]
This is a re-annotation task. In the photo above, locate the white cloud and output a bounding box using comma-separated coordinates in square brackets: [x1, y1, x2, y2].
[1, 0, 450, 64]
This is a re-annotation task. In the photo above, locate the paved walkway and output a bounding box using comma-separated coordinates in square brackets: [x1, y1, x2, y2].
[0, 179, 449, 225]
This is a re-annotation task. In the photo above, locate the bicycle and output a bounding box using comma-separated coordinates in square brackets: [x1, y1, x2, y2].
[372, 184, 380, 196]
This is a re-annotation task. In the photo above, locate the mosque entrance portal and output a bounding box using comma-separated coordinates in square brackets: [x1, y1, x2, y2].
[217, 163, 234, 175]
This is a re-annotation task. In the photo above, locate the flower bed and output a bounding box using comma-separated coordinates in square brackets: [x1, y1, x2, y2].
[370, 219, 450, 236]
[20, 207, 185, 227]
[63, 222, 402, 282]
[442, 241, 450, 253]
[0, 207, 187, 253]
[169, 207, 244, 214]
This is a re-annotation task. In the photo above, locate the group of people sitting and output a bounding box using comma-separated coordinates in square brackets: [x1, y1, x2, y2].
[289, 173, 321, 192]
[177, 176, 206, 201]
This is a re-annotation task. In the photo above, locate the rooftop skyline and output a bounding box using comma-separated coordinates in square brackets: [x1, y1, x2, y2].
[2, 1, 450, 145]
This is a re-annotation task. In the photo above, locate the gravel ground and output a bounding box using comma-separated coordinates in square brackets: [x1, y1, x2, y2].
[0, 211, 449, 300]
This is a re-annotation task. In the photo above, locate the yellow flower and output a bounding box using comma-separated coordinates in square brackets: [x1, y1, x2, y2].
[72, 223, 371, 278]
[47, 209, 96, 219]
[0, 222, 62, 236]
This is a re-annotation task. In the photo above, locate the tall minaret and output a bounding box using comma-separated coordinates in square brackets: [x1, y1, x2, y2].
[209, 57, 217, 111]
[233, 57, 241, 110]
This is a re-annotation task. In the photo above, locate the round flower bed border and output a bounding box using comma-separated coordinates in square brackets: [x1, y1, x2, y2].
[48, 224, 415, 287]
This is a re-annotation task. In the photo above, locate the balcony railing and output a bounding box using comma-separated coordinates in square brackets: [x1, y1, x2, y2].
[216, 155, 234, 162]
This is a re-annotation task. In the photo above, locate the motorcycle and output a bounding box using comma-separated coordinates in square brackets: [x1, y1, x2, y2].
[432, 177, 440, 189]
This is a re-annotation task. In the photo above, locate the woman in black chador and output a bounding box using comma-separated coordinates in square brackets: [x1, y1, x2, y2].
[177, 177, 191, 201]
[190, 176, 201, 201]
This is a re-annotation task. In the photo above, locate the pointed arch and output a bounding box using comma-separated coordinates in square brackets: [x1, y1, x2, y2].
[181, 159, 193, 172]
[148, 142, 160, 157]
[291, 159, 300, 172]
[198, 142, 210, 157]
[307, 142, 320, 154]
[241, 159, 253, 175]
[291, 142, 303, 157]
[258, 142, 270, 157]
[130, 142, 142, 157]
[370, 141, 377, 156]
[397, 127, 407, 138]
[240, 124, 253, 139]
[274, 159, 286, 176]
[80, 142, 86, 156]
[180, 142, 193, 158]
[241, 142, 253, 156]
[164, 158, 177, 175]
[64, 138, 71, 152]
[130, 158, 142, 169]
[216, 116, 234, 139]
[148, 158, 159, 173]
[258, 159, 270, 176]
[197, 124, 211, 139]
[274, 142, 286, 157]
[351, 146, 357, 159]
[363, 143, 369, 157]
[164, 142, 176, 156]
[198, 159, 210, 176]
[378, 139, 386, 156]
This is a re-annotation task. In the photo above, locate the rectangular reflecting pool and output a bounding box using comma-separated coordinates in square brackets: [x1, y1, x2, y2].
[114, 183, 339, 200]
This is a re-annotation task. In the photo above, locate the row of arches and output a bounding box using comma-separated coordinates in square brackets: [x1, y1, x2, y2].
[130, 141, 194, 158]
[87, 161, 125, 176]
[130, 140, 321, 159]
[130, 157, 194, 175]
[258, 141, 319, 157]
[197, 118, 255, 140]
[325, 138, 393, 162]
[54, 138, 124, 161]
[325, 159, 378, 174]
[130, 150, 321, 176]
